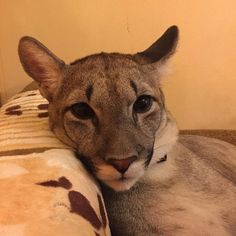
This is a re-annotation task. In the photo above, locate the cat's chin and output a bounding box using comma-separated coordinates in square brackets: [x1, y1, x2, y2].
[102, 177, 138, 192]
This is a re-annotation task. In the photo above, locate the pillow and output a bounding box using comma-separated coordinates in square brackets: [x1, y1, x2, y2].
[0, 90, 110, 236]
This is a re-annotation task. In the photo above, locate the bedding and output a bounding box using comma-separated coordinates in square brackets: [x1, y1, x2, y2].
[0, 90, 110, 236]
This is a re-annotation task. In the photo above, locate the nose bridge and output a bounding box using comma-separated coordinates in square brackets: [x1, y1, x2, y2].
[104, 123, 138, 159]
[100, 99, 137, 159]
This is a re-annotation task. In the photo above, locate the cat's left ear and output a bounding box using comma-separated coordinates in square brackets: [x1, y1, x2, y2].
[18, 37, 65, 101]
[134, 25, 179, 65]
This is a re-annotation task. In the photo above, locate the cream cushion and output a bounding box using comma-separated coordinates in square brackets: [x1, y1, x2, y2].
[0, 90, 110, 236]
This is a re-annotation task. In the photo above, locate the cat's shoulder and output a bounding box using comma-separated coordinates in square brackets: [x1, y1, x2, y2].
[176, 134, 236, 184]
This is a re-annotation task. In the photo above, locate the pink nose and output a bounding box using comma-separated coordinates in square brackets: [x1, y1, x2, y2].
[108, 156, 137, 174]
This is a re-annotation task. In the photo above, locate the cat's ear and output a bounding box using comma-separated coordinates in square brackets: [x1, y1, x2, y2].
[134, 25, 179, 65]
[18, 37, 65, 101]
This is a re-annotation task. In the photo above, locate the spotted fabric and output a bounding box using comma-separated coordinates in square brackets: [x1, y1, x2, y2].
[0, 90, 68, 156]
[0, 90, 111, 236]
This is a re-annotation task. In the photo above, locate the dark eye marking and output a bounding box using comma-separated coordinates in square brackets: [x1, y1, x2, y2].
[86, 85, 93, 101]
[133, 95, 153, 113]
[130, 80, 138, 95]
[71, 102, 95, 120]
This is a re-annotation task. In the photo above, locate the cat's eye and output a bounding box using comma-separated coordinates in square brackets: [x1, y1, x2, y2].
[70, 102, 95, 120]
[133, 95, 153, 113]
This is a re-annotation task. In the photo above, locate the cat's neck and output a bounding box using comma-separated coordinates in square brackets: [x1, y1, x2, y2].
[141, 111, 179, 183]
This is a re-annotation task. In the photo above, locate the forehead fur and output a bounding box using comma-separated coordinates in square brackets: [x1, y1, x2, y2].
[58, 53, 161, 104]
[70, 52, 136, 67]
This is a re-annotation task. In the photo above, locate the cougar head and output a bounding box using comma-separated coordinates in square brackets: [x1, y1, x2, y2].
[18, 26, 179, 191]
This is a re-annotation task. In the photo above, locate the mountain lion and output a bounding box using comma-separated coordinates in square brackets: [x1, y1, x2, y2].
[18, 26, 236, 235]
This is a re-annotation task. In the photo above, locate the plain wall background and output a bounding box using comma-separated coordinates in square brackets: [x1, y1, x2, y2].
[0, 0, 236, 129]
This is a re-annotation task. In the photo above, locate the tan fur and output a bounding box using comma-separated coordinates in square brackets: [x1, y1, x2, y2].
[18, 26, 236, 235]
[103, 135, 236, 235]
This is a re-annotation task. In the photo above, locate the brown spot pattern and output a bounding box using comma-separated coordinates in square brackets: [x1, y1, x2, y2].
[5, 110, 22, 116]
[97, 193, 107, 228]
[38, 112, 49, 118]
[36, 177, 106, 231]
[38, 104, 49, 110]
[68, 190, 102, 230]
[5, 105, 22, 116]
[5, 105, 21, 111]
[37, 176, 72, 190]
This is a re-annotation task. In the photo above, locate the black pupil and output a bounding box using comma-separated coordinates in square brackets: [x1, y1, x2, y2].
[133, 95, 152, 113]
[71, 103, 95, 119]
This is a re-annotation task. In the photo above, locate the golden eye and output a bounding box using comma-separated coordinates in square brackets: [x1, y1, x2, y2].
[70, 102, 95, 120]
[133, 95, 153, 113]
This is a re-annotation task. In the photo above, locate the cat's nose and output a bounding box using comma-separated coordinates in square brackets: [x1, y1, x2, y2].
[108, 156, 137, 174]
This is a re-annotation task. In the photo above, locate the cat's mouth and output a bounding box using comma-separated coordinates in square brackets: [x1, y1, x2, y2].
[96, 159, 146, 191]
[118, 175, 131, 181]
[75, 151, 148, 191]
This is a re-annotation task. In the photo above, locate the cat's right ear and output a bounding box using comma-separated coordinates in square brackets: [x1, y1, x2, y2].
[18, 37, 65, 101]
[134, 25, 179, 65]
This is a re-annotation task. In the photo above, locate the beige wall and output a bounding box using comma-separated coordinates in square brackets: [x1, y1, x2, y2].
[0, 0, 236, 129]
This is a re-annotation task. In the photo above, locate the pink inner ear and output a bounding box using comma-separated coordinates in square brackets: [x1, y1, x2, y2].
[22, 50, 61, 100]
[31, 60, 47, 79]
[22, 48, 49, 82]
[20, 41, 55, 80]
[19, 38, 64, 101]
